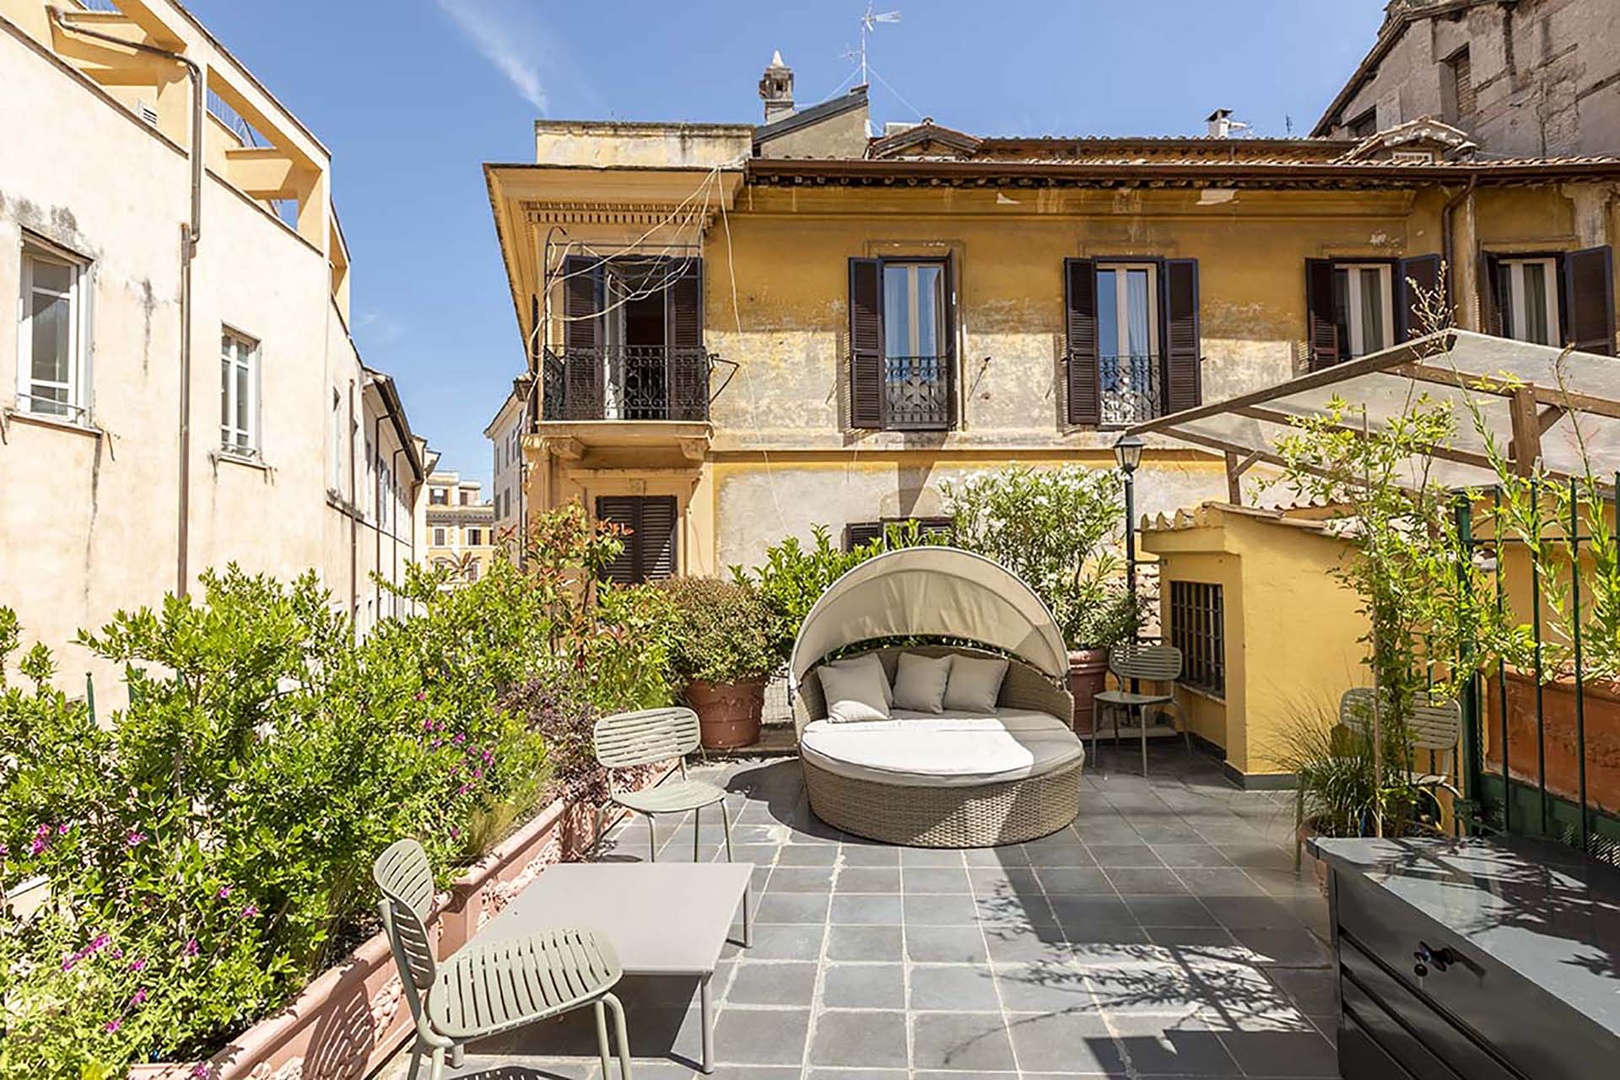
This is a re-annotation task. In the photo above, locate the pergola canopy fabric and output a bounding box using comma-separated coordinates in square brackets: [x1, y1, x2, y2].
[1128, 330, 1620, 492]
[788, 547, 1069, 684]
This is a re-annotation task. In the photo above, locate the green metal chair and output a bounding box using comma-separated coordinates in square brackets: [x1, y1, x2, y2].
[1091, 643, 1191, 775]
[594, 706, 733, 863]
[373, 838, 632, 1080]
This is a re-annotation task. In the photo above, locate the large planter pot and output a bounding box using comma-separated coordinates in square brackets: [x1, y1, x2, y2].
[1484, 669, 1620, 815]
[1067, 648, 1110, 735]
[128, 763, 670, 1080]
[687, 677, 766, 749]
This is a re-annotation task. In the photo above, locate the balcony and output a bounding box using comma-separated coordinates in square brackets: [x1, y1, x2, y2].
[883, 354, 952, 430]
[1100, 353, 1164, 428]
[542, 346, 712, 423]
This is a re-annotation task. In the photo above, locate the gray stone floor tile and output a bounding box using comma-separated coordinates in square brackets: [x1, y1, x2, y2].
[908, 963, 1002, 1010]
[821, 962, 905, 1009]
[1147, 926, 1239, 949]
[911, 1011, 1018, 1071]
[1263, 966, 1338, 1015]
[765, 866, 835, 892]
[1150, 842, 1232, 867]
[901, 865, 973, 893]
[724, 960, 818, 1006]
[900, 846, 967, 866]
[1103, 867, 1188, 894]
[806, 1070, 909, 1080]
[1174, 868, 1268, 898]
[1125, 895, 1221, 928]
[993, 962, 1097, 1013]
[1085, 844, 1165, 867]
[835, 866, 901, 893]
[830, 892, 904, 925]
[963, 844, 1029, 867]
[755, 892, 830, 924]
[982, 923, 1076, 964]
[808, 1010, 909, 1068]
[1033, 866, 1115, 894]
[967, 866, 1041, 895]
[710, 1007, 810, 1066]
[727, 922, 823, 961]
[905, 925, 991, 964]
[1108, 1029, 1242, 1075]
[825, 924, 904, 962]
[1231, 926, 1331, 968]
[1005, 1010, 1118, 1073]
[902, 892, 981, 925]
[1200, 894, 1303, 931]
[1219, 1030, 1340, 1076]
[775, 844, 839, 866]
[973, 889, 1054, 926]
[1046, 894, 1135, 925]
[839, 843, 901, 866]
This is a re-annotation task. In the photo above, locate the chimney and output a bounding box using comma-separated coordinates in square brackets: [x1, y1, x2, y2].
[759, 50, 794, 123]
[1206, 109, 1234, 138]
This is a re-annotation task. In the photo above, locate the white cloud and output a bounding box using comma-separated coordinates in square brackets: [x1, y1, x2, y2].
[435, 0, 552, 114]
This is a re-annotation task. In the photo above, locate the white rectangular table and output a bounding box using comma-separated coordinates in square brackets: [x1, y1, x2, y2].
[476, 862, 753, 1073]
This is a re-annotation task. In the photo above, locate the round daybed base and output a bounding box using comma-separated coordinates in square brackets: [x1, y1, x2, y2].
[802, 754, 1083, 847]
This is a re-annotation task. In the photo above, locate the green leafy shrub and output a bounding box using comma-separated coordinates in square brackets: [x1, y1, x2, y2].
[0, 504, 675, 1077]
[658, 577, 777, 685]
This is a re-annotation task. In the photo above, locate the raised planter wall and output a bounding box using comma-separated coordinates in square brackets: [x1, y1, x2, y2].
[1484, 670, 1620, 816]
[131, 763, 669, 1080]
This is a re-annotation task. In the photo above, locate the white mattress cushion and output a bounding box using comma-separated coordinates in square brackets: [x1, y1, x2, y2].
[800, 709, 1085, 787]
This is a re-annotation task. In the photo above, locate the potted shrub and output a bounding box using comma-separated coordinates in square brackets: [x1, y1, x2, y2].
[659, 577, 777, 749]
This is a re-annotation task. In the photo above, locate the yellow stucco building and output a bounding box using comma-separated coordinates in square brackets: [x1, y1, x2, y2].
[486, 57, 1620, 588]
[424, 471, 499, 586]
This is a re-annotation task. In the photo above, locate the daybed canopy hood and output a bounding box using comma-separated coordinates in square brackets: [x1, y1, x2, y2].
[789, 546, 1069, 684]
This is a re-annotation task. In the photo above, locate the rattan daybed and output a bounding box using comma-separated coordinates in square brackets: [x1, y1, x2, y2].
[789, 547, 1081, 847]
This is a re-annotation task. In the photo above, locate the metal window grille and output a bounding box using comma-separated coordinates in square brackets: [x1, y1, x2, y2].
[1169, 581, 1224, 695]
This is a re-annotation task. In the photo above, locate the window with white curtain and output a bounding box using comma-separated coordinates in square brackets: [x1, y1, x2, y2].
[18, 242, 90, 420]
[1331, 263, 1394, 359]
[219, 329, 259, 456]
[1095, 263, 1160, 427]
[1496, 257, 1561, 346]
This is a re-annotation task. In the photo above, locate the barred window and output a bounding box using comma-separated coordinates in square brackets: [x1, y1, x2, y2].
[1169, 581, 1224, 695]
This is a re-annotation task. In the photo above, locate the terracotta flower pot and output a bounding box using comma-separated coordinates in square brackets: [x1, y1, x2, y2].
[1067, 648, 1110, 735]
[686, 677, 766, 749]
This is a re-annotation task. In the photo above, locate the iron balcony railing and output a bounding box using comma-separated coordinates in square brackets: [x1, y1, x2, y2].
[1099, 353, 1164, 427]
[884, 355, 952, 430]
[542, 346, 712, 422]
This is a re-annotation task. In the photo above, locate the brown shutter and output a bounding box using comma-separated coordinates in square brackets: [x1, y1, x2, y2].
[1064, 258, 1100, 425]
[638, 496, 678, 581]
[666, 259, 708, 420]
[1480, 252, 1504, 336]
[1563, 245, 1616, 356]
[843, 521, 884, 552]
[594, 495, 638, 584]
[942, 255, 958, 428]
[1305, 259, 1340, 370]
[1397, 255, 1444, 341]
[562, 255, 603, 418]
[849, 258, 883, 428]
[1162, 259, 1200, 414]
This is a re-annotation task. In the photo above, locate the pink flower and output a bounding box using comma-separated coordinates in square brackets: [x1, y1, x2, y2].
[104, 1019, 122, 1033]
[456, 783, 468, 796]
[28, 837, 46, 856]
[90, 933, 110, 951]
[61, 955, 78, 972]
[415, 691, 426, 702]
[481, 749, 493, 763]
[129, 957, 146, 972]
[449, 827, 461, 840]
[57, 823, 69, 835]
[192, 1066, 210, 1079]
[452, 733, 465, 745]
[130, 988, 148, 1007]
[218, 885, 232, 899]
[183, 939, 199, 957]
[241, 904, 258, 919]
[126, 831, 147, 847]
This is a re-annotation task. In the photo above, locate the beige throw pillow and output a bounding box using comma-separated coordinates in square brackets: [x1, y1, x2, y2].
[943, 655, 1010, 714]
[822, 653, 893, 707]
[892, 652, 953, 714]
[817, 662, 892, 723]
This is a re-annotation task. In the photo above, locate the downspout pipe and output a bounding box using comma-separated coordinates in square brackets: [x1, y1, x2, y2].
[51, 8, 205, 596]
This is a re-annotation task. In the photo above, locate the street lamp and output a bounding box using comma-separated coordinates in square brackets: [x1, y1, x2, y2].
[1114, 434, 1144, 598]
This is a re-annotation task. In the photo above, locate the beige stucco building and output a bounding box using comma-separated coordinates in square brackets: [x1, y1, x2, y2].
[485, 52, 1620, 589]
[424, 472, 498, 584]
[0, 0, 428, 687]
[1316, 0, 1620, 156]
[484, 378, 530, 540]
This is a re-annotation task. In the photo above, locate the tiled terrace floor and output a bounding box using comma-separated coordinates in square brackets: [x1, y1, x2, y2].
[377, 744, 1337, 1080]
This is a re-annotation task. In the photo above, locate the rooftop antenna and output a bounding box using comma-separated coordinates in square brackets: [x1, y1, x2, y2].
[858, 3, 901, 86]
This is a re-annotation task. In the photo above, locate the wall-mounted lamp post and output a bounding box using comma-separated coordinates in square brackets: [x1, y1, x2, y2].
[1114, 434, 1144, 598]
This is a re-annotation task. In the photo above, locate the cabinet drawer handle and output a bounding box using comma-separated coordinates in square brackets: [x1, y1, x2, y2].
[1412, 940, 1454, 977]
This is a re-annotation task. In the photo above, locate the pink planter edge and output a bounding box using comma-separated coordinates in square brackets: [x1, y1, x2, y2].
[128, 762, 674, 1080]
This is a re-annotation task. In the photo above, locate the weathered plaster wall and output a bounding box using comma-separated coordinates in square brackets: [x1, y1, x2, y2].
[534, 122, 753, 168]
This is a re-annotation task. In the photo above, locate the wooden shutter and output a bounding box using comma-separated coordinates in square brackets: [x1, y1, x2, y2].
[594, 495, 638, 584]
[1397, 254, 1444, 341]
[1563, 245, 1616, 356]
[666, 259, 707, 420]
[594, 495, 678, 583]
[1305, 259, 1340, 370]
[562, 255, 603, 418]
[849, 258, 883, 428]
[843, 521, 884, 552]
[1480, 253, 1504, 336]
[942, 256, 959, 428]
[1161, 259, 1200, 413]
[1064, 258, 1100, 425]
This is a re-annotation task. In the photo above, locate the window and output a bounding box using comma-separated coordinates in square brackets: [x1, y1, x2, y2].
[1169, 581, 1225, 696]
[1096, 264, 1160, 427]
[466, 561, 479, 583]
[1443, 47, 1475, 124]
[1347, 107, 1378, 139]
[432, 526, 447, 546]
[1495, 257, 1561, 346]
[219, 329, 259, 456]
[848, 257, 954, 431]
[329, 389, 343, 491]
[466, 528, 481, 547]
[1331, 263, 1394, 360]
[17, 241, 89, 421]
[430, 488, 448, 505]
[1064, 258, 1200, 426]
[595, 495, 677, 584]
[843, 517, 954, 553]
[460, 490, 472, 506]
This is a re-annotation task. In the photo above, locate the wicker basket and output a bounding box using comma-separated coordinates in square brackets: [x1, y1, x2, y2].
[795, 645, 1081, 847]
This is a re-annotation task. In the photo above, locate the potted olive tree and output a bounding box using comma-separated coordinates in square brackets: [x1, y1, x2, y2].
[944, 465, 1140, 731]
[658, 576, 777, 749]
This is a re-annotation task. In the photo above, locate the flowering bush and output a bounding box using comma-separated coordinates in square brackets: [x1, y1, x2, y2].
[657, 577, 777, 686]
[0, 504, 674, 1077]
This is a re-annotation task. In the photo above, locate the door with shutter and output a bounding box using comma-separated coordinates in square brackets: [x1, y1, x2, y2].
[848, 259, 883, 427]
[1161, 259, 1200, 413]
[1064, 259, 1100, 425]
[563, 255, 604, 418]
[1397, 254, 1444, 341]
[1562, 245, 1616, 356]
[594, 495, 679, 584]
[666, 259, 708, 420]
[1304, 259, 1341, 370]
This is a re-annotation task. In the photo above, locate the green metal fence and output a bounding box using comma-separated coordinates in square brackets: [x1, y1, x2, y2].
[1458, 475, 1620, 865]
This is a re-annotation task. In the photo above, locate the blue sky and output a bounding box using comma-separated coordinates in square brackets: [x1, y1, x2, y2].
[184, 1, 1388, 488]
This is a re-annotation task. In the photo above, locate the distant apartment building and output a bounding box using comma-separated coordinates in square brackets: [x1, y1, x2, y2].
[484, 377, 530, 539]
[1316, 0, 1620, 156]
[424, 472, 497, 584]
[0, 0, 428, 687]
